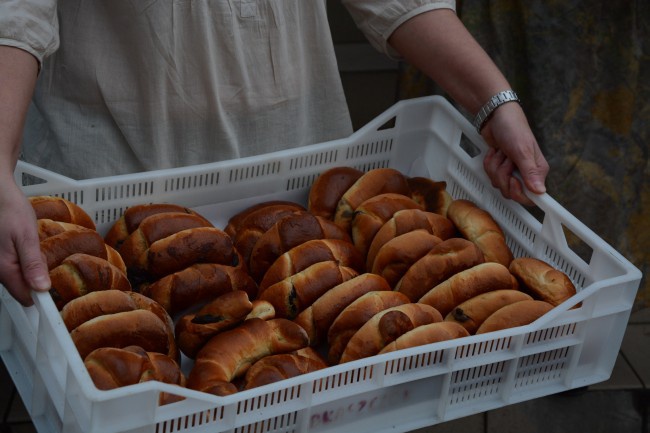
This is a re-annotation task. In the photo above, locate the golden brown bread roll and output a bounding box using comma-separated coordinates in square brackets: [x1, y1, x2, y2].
[395, 237, 485, 302]
[187, 318, 309, 396]
[125, 226, 236, 282]
[224, 200, 306, 239]
[104, 203, 213, 250]
[407, 177, 453, 217]
[350, 193, 423, 256]
[333, 168, 411, 232]
[327, 291, 411, 364]
[84, 346, 186, 405]
[140, 263, 258, 315]
[366, 208, 456, 271]
[175, 290, 263, 359]
[243, 353, 328, 391]
[378, 321, 469, 354]
[232, 205, 307, 268]
[118, 212, 214, 266]
[40, 230, 108, 270]
[445, 289, 533, 334]
[446, 199, 513, 267]
[37, 220, 127, 273]
[475, 300, 555, 334]
[293, 273, 391, 345]
[36, 219, 94, 241]
[508, 257, 577, 307]
[308, 166, 364, 219]
[339, 303, 443, 363]
[418, 262, 520, 317]
[29, 196, 96, 230]
[62, 290, 178, 362]
[248, 212, 351, 282]
[259, 238, 365, 292]
[49, 253, 131, 310]
[370, 230, 442, 288]
[258, 261, 358, 320]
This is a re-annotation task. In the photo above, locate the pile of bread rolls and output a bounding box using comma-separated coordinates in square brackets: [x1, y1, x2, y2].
[30, 166, 577, 399]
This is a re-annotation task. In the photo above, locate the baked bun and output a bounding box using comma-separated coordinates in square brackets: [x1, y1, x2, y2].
[366, 208, 455, 271]
[104, 203, 212, 250]
[475, 300, 554, 334]
[350, 193, 423, 256]
[395, 237, 485, 302]
[445, 289, 533, 334]
[378, 321, 470, 354]
[232, 205, 307, 268]
[243, 353, 327, 391]
[308, 166, 364, 219]
[122, 226, 236, 282]
[259, 239, 364, 292]
[258, 261, 358, 319]
[62, 290, 178, 362]
[40, 230, 108, 270]
[339, 303, 443, 363]
[293, 273, 391, 345]
[187, 318, 309, 396]
[84, 346, 186, 405]
[446, 199, 513, 267]
[175, 290, 256, 359]
[140, 263, 258, 315]
[224, 200, 306, 239]
[407, 177, 453, 217]
[29, 196, 95, 230]
[49, 253, 131, 309]
[327, 291, 411, 364]
[417, 262, 519, 316]
[370, 230, 442, 288]
[508, 257, 577, 307]
[333, 168, 411, 231]
[249, 212, 351, 282]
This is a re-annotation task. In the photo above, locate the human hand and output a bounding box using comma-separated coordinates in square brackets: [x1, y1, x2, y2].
[480, 102, 549, 206]
[0, 181, 50, 306]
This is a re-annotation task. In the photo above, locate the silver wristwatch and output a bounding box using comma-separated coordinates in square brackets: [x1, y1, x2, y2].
[473, 90, 521, 133]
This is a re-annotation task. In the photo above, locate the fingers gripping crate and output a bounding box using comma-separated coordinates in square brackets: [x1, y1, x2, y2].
[2, 96, 641, 433]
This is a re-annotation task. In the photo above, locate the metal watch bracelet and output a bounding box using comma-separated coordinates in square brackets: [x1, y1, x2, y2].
[472, 90, 521, 133]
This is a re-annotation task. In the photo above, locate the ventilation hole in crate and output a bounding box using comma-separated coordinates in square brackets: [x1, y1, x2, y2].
[313, 366, 374, 393]
[459, 134, 481, 158]
[514, 347, 569, 388]
[346, 139, 394, 160]
[377, 116, 397, 131]
[285, 174, 315, 192]
[21, 172, 48, 186]
[156, 407, 224, 433]
[525, 323, 578, 346]
[449, 362, 507, 405]
[562, 223, 594, 264]
[455, 337, 512, 360]
[230, 162, 281, 183]
[235, 412, 298, 433]
[237, 386, 301, 414]
[384, 349, 445, 375]
[354, 159, 391, 173]
[454, 160, 485, 196]
[542, 246, 586, 290]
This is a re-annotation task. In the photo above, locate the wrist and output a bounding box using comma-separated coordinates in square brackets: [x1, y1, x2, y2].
[473, 90, 521, 133]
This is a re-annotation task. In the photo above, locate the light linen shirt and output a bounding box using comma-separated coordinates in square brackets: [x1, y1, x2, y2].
[1, 0, 455, 179]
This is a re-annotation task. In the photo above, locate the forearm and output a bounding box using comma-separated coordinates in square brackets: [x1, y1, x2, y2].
[0, 45, 38, 180]
[388, 8, 511, 115]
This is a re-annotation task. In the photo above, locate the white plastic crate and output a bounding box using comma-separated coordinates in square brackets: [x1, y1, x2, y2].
[1, 96, 642, 433]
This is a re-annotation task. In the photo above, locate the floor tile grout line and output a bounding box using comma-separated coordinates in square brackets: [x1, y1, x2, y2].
[619, 350, 648, 389]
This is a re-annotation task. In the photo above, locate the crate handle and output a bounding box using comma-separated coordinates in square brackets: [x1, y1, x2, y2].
[15, 160, 78, 192]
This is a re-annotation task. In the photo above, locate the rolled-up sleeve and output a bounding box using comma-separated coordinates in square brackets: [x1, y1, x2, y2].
[0, 0, 59, 64]
[342, 0, 456, 59]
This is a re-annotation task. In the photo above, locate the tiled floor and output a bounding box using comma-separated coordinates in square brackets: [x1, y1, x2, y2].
[1, 308, 648, 433]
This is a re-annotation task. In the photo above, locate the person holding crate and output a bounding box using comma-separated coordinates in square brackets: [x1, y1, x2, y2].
[0, 1, 549, 306]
